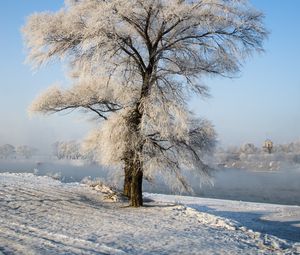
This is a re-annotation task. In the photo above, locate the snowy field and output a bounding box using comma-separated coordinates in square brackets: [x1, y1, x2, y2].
[0, 173, 299, 254]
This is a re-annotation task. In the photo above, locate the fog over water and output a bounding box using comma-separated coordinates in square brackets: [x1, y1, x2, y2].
[1, 159, 299, 206]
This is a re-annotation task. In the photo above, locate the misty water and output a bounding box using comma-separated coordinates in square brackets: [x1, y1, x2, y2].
[1, 159, 300, 206]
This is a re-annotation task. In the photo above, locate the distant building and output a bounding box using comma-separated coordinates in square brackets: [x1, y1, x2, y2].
[263, 139, 273, 154]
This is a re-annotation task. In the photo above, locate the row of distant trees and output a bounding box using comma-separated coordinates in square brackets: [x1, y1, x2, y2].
[52, 141, 95, 161]
[52, 141, 89, 160]
[0, 141, 94, 161]
[0, 144, 38, 159]
[216, 141, 300, 170]
[219, 141, 300, 155]
[52, 140, 300, 164]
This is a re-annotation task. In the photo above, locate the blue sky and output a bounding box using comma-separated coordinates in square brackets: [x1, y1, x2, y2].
[0, 0, 299, 152]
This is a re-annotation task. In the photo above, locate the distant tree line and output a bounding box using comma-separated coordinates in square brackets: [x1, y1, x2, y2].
[216, 141, 300, 170]
[52, 141, 95, 161]
[0, 144, 38, 159]
[0, 141, 96, 161]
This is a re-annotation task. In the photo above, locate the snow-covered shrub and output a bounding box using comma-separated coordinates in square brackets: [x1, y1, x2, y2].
[46, 172, 62, 180]
[81, 177, 126, 202]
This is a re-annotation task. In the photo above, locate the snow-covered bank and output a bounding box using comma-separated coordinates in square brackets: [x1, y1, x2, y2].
[0, 173, 299, 254]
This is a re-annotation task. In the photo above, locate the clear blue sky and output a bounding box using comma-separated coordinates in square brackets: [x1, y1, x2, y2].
[0, 0, 299, 152]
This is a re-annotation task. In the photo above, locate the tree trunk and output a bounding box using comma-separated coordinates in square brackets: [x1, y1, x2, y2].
[130, 159, 143, 207]
[123, 158, 132, 198]
[125, 93, 147, 207]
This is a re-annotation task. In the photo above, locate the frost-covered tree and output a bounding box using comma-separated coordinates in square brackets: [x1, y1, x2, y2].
[0, 144, 16, 159]
[240, 143, 258, 155]
[23, 0, 267, 206]
[52, 141, 81, 160]
[16, 145, 37, 159]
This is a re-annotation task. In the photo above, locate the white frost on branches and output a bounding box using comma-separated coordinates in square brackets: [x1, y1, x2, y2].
[23, 0, 267, 191]
[82, 109, 138, 165]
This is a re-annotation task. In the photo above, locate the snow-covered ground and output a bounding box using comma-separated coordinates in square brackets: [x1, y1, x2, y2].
[0, 173, 299, 254]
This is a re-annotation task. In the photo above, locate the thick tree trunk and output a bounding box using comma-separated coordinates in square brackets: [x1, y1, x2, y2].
[125, 74, 151, 206]
[123, 159, 132, 198]
[130, 160, 143, 207]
